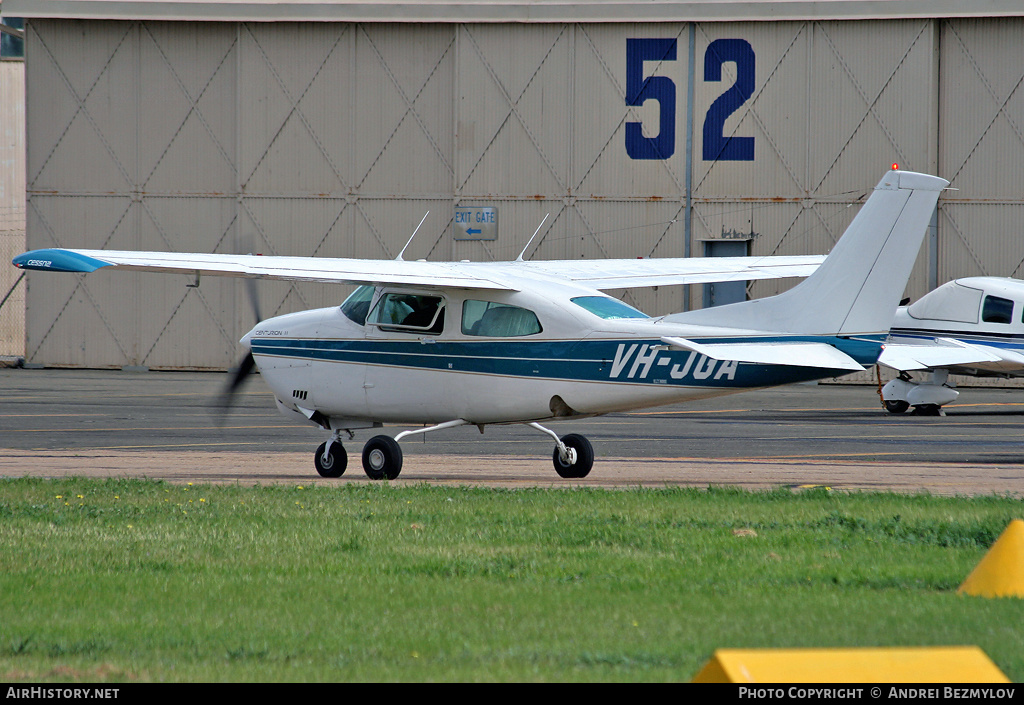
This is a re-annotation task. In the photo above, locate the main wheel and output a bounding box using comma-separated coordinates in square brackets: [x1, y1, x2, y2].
[552, 433, 594, 479]
[314, 441, 347, 478]
[883, 399, 910, 414]
[362, 435, 403, 480]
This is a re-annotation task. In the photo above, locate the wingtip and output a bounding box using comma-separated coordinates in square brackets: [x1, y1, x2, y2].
[12, 249, 111, 273]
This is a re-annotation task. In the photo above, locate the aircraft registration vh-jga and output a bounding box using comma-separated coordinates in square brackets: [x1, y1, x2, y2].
[13, 169, 948, 480]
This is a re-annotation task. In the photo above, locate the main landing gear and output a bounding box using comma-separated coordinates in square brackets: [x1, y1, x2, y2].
[881, 370, 958, 416]
[312, 420, 595, 480]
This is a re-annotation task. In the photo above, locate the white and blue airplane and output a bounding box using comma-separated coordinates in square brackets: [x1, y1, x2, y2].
[13, 169, 948, 479]
[879, 276, 1024, 414]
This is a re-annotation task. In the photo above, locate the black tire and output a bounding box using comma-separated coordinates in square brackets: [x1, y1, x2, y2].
[362, 435, 403, 480]
[552, 433, 594, 479]
[314, 441, 347, 478]
[883, 400, 910, 414]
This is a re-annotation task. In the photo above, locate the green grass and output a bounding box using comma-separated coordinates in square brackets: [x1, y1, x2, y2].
[0, 478, 1021, 682]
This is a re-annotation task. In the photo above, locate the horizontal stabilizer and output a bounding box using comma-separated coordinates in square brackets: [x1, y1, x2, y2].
[659, 336, 864, 371]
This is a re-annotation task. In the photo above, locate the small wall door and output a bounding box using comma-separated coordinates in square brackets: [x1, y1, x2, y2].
[703, 240, 749, 307]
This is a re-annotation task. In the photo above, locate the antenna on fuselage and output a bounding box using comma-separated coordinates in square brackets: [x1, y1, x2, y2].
[396, 212, 429, 261]
[515, 213, 550, 262]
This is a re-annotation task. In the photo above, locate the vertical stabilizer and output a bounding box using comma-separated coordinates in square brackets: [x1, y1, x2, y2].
[664, 170, 948, 336]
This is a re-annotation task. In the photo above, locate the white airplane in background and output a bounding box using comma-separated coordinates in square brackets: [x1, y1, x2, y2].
[879, 276, 1024, 414]
[13, 169, 948, 480]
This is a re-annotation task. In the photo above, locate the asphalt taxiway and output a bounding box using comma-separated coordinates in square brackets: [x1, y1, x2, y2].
[1, 368, 1022, 495]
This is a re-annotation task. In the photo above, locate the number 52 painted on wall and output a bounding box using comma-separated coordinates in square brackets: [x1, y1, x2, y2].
[626, 37, 755, 162]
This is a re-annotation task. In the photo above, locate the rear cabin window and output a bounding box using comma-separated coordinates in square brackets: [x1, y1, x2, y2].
[982, 295, 1014, 324]
[368, 292, 445, 334]
[570, 296, 649, 320]
[462, 301, 542, 337]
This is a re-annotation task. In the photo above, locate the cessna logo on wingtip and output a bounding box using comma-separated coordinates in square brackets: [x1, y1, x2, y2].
[610, 343, 738, 381]
[25, 260, 52, 268]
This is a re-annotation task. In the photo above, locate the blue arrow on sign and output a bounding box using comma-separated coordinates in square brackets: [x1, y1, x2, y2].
[467, 228, 481, 235]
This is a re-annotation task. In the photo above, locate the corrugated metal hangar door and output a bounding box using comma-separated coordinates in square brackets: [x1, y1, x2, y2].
[938, 19, 1024, 286]
[21, 17, 1024, 369]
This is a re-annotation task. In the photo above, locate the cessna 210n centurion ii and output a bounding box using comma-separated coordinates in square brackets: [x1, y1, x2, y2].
[879, 276, 1024, 414]
[14, 169, 948, 480]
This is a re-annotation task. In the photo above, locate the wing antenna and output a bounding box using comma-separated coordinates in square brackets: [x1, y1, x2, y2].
[396, 212, 430, 261]
[515, 213, 550, 262]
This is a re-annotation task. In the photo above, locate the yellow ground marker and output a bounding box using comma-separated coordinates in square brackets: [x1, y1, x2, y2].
[692, 646, 1009, 683]
[958, 519, 1024, 598]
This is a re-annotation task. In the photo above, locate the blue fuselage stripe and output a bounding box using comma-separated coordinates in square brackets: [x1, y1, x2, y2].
[891, 327, 1024, 348]
[251, 335, 882, 389]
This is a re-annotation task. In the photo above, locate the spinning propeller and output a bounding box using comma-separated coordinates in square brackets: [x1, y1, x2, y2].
[216, 276, 262, 418]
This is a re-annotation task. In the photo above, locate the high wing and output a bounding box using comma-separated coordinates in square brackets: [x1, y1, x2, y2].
[515, 254, 824, 289]
[878, 338, 1006, 372]
[12, 247, 824, 291]
[11, 248, 512, 290]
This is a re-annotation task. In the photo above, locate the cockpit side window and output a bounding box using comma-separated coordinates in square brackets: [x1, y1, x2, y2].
[340, 285, 375, 325]
[982, 295, 1013, 324]
[462, 301, 542, 337]
[367, 292, 445, 335]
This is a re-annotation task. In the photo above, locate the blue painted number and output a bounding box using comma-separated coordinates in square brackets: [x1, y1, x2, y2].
[702, 38, 755, 162]
[625, 38, 677, 160]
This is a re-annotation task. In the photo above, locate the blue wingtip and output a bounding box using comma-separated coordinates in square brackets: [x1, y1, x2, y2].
[12, 249, 111, 273]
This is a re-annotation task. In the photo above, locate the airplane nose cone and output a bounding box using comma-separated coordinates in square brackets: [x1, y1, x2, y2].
[239, 328, 255, 349]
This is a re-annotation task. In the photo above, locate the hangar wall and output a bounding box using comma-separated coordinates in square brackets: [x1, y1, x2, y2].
[21, 17, 1024, 369]
[0, 58, 24, 360]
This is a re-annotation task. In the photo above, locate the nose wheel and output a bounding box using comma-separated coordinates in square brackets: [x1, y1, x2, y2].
[314, 440, 347, 478]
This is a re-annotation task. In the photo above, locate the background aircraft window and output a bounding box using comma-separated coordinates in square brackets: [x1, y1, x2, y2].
[462, 301, 542, 337]
[982, 295, 1013, 324]
[570, 296, 649, 320]
[369, 293, 445, 334]
[340, 285, 375, 325]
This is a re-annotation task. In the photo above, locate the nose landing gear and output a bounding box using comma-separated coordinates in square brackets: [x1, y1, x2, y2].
[314, 439, 347, 478]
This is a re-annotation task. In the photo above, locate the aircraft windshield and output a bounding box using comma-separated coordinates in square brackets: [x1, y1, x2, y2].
[570, 296, 649, 320]
[340, 285, 374, 325]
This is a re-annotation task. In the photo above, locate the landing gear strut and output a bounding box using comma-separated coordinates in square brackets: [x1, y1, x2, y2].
[529, 423, 595, 478]
[881, 370, 956, 416]
[311, 419, 596, 480]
